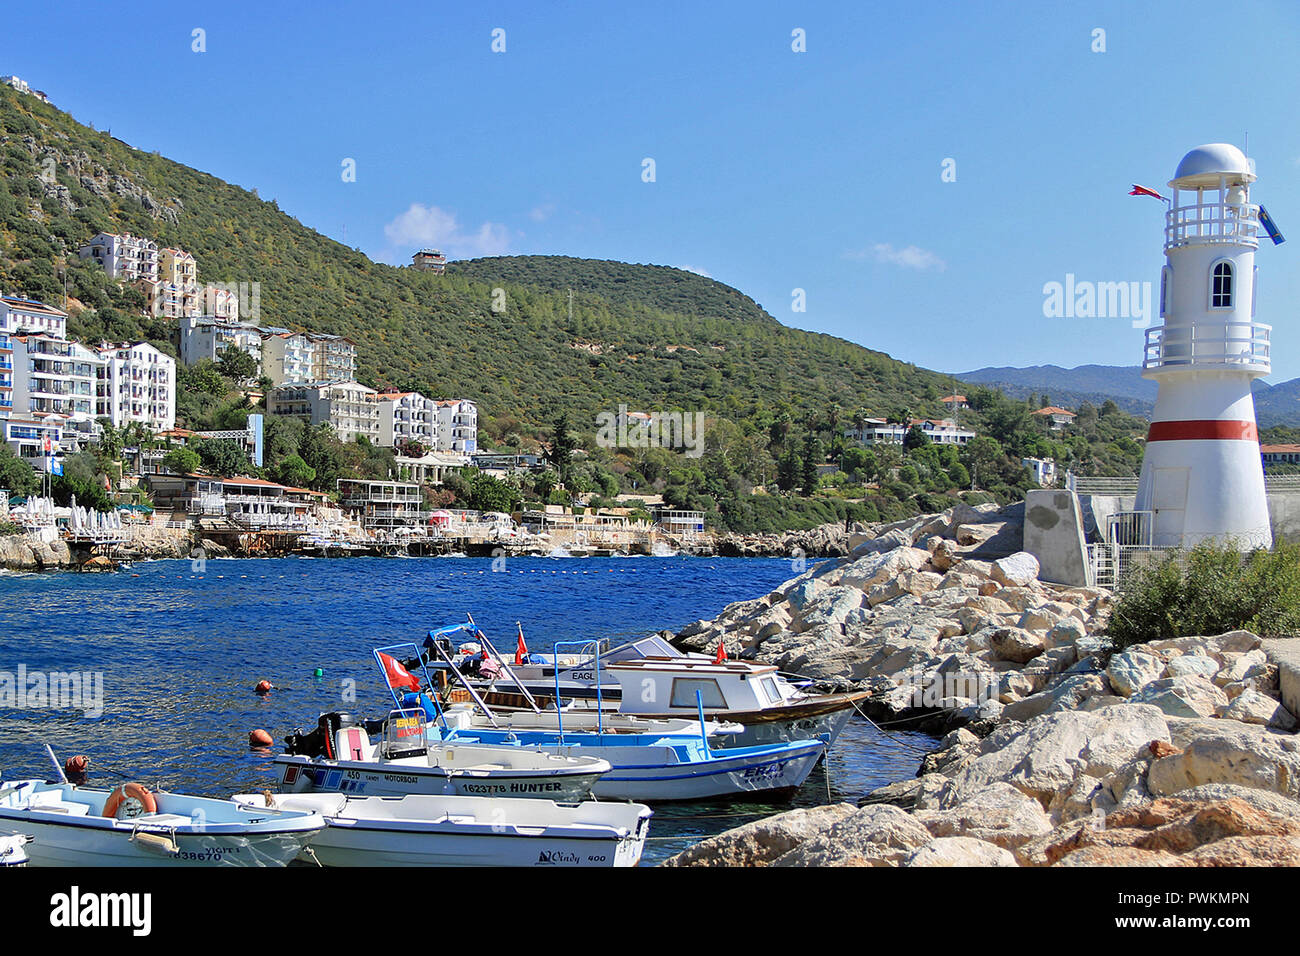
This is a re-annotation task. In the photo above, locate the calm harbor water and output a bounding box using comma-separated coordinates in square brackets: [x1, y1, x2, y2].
[0, 555, 934, 865]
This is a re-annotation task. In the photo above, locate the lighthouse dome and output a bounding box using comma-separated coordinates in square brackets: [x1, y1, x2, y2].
[1170, 143, 1255, 188]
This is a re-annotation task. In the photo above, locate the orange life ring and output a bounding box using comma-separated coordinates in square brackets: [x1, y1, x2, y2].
[103, 783, 157, 820]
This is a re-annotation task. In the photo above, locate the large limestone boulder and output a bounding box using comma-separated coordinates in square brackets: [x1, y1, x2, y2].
[1147, 721, 1300, 800]
[1164, 654, 1220, 681]
[1131, 675, 1229, 718]
[902, 836, 1017, 867]
[1218, 689, 1298, 730]
[1106, 650, 1165, 697]
[990, 552, 1040, 588]
[661, 803, 858, 866]
[934, 704, 1171, 809]
[772, 804, 934, 867]
[990, 627, 1046, 665]
[839, 547, 931, 592]
[913, 782, 1052, 849]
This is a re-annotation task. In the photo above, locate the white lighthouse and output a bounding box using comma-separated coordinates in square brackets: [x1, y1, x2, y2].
[1135, 143, 1272, 549]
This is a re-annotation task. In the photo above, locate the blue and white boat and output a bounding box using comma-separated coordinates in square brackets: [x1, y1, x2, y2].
[370, 633, 826, 802]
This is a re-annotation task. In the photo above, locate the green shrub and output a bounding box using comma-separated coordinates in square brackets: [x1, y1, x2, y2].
[1106, 540, 1300, 649]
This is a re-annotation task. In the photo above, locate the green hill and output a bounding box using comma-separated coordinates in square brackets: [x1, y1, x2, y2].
[0, 84, 1150, 529]
[0, 85, 957, 436]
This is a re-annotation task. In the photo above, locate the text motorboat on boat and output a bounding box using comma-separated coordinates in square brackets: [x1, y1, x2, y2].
[0, 777, 324, 867]
[232, 791, 652, 867]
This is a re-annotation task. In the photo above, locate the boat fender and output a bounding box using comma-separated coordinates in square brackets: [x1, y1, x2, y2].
[131, 830, 178, 856]
[104, 783, 157, 820]
[64, 754, 90, 785]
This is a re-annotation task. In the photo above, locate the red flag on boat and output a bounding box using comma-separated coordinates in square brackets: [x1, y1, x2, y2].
[515, 624, 528, 666]
[378, 652, 421, 693]
[714, 641, 727, 664]
[1129, 184, 1166, 201]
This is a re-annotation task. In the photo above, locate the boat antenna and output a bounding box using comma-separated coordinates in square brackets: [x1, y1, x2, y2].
[45, 744, 68, 784]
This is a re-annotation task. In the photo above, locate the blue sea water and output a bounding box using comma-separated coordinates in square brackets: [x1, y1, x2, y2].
[0, 555, 933, 865]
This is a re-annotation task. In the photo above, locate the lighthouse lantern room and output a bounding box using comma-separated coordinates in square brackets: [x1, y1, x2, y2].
[1135, 143, 1273, 549]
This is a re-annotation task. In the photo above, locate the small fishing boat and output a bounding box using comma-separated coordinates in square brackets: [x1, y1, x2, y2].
[0, 778, 324, 867]
[276, 710, 610, 801]
[431, 627, 868, 748]
[371, 637, 826, 801]
[232, 791, 652, 867]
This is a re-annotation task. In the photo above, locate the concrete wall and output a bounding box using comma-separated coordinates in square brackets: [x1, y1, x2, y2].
[1023, 489, 1092, 587]
[1267, 490, 1300, 544]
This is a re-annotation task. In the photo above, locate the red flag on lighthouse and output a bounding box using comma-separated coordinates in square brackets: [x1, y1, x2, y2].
[1129, 184, 1166, 201]
[515, 624, 528, 666]
[378, 652, 421, 693]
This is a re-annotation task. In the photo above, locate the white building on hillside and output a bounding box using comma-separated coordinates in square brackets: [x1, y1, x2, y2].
[97, 342, 176, 432]
[433, 399, 477, 453]
[1, 294, 67, 340]
[179, 316, 263, 372]
[78, 233, 159, 284]
[378, 390, 435, 448]
[269, 380, 379, 443]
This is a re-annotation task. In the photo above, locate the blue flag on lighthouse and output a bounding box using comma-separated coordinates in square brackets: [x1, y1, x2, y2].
[1258, 205, 1285, 245]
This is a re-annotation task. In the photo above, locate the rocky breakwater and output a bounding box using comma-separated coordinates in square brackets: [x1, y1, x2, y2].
[665, 501, 1300, 866]
[674, 501, 1096, 734]
[705, 522, 855, 558]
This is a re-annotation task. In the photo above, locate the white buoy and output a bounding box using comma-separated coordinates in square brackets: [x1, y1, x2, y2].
[1135, 143, 1273, 549]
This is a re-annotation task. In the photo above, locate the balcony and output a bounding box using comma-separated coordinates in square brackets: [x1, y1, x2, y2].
[1143, 321, 1271, 373]
[1165, 201, 1260, 251]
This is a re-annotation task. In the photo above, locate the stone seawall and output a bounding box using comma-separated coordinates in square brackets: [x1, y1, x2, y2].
[661, 501, 1300, 868]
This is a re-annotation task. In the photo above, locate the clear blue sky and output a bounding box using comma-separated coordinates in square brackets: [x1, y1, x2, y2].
[7, 1, 1300, 379]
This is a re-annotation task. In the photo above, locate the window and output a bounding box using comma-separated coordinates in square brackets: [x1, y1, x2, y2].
[669, 677, 727, 709]
[1160, 266, 1171, 317]
[1211, 260, 1234, 309]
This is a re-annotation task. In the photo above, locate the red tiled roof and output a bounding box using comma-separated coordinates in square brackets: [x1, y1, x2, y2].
[1034, 406, 1076, 417]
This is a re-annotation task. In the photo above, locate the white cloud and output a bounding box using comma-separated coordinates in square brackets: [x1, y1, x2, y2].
[675, 264, 712, 278]
[847, 243, 946, 272]
[383, 203, 511, 258]
[529, 202, 557, 223]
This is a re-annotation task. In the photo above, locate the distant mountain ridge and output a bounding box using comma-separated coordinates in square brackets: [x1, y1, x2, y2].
[957, 364, 1300, 428]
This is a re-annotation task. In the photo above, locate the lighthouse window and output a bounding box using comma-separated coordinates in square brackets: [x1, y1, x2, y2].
[1211, 261, 1234, 309]
[1160, 267, 1170, 316]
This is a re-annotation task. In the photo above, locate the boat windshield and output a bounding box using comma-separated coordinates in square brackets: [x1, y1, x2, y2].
[598, 635, 685, 664]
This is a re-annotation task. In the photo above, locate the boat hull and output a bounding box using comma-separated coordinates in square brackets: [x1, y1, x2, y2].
[307, 820, 645, 867]
[274, 755, 603, 802]
[1, 817, 316, 867]
[590, 740, 825, 802]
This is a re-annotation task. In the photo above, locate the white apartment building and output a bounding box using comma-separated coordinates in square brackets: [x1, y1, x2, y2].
[78, 233, 159, 284]
[377, 390, 435, 448]
[433, 399, 477, 453]
[1022, 457, 1058, 487]
[201, 285, 239, 321]
[179, 316, 263, 372]
[843, 418, 975, 446]
[268, 380, 379, 443]
[97, 342, 176, 432]
[1, 294, 67, 340]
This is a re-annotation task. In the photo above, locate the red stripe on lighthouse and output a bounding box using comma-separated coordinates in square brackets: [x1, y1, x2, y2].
[1146, 420, 1258, 442]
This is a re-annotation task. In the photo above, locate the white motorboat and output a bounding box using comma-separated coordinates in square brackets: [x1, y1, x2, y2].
[0, 779, 325, 867]
[233, 791, 652, 867]
[276, 712, 611, 801]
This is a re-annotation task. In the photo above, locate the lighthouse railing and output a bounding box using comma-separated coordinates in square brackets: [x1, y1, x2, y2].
[1143, 322, 1271, 372]
[1165, 201, 1260, 250]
